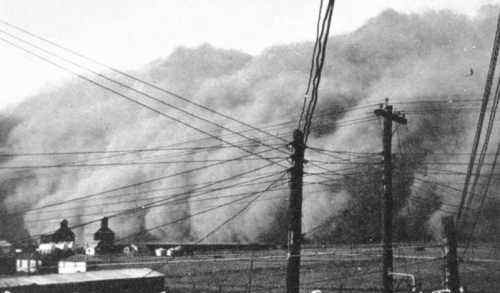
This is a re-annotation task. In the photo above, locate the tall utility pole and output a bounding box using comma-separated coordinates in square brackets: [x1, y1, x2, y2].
[443, 216, 460, 293]
[286, 129, 306, 293]
[374, 101, 407, 293]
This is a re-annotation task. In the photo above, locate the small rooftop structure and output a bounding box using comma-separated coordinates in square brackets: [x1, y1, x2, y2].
[0, 268, 165, 293]
[94, 217, 116, 254]
[52, 219, 75, 243]
[0, 240, 12, 255]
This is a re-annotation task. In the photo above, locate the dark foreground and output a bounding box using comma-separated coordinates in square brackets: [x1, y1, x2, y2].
[103, 244, 500, 293]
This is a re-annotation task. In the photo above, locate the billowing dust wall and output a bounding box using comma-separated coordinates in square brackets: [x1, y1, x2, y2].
[1, 7, 500, 244]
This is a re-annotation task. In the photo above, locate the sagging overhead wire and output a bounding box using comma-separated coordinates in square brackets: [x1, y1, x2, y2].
[194, 171, 288, 243]
[6, 148, 278, 217]
[0, 31, 289, 171]
[115, 179, 288, 243]
[0, 156, 287, 170]
[0, 19, 291, 147]
[23, 173, 290, 219]
[10, 157, 286, 244]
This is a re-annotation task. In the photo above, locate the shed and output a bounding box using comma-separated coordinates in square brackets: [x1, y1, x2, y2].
[0, 268, 165, 293]
[58, 254, 103, 274]
[15, 253, 42, 274]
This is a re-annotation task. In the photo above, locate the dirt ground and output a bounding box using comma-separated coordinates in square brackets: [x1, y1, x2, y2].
[140, 244, 500, 293]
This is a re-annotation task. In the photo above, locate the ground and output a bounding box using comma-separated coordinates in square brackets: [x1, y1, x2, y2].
[100, 243, 500, 293]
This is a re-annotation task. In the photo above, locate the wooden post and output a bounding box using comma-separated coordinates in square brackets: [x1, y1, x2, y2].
[247, 253, 254, 293]
[374, 101, 407, 293]
[286, 129, 305, 293]
[443, 216, 460, 293]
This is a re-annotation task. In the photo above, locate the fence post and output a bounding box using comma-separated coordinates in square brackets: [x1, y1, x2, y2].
[247, 252, 255, 293]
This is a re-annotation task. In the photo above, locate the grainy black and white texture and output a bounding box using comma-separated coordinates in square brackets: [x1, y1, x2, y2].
[0, 2, 499, 292]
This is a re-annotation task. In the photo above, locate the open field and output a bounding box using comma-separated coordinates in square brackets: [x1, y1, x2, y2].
[97, 244, 500, 293]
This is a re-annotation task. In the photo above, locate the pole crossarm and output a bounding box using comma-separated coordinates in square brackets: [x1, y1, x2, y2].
[374, 108, 408, 125]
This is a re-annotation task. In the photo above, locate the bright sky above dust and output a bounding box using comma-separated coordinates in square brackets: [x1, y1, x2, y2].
[0, 0, 498, 109]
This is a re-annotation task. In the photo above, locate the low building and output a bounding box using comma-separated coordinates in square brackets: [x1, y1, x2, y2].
[15, 253, 42, 274]
[58, 254, 102, 274]
[0, 268, 165, 293]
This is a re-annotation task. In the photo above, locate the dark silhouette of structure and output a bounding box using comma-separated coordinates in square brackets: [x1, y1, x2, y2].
[52, 219, 75, 243]
[94, 217, 115, 254]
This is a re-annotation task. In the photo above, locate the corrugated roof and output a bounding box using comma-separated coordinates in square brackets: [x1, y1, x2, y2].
[0, 268, 164, 288]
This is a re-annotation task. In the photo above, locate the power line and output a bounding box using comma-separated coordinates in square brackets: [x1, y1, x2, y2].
[114, 183, 285, 243]
[25, 181, 292, 225]
[0, 19, 294, 148]
[0, 32, 289, 170]
[301, 0, 335, 143]
[194, 172, 288, 243]
[10, 158, 286, 244]
[456, 11, 500, 222]
[461, 65, 500, 225]
[22, 171, 289, 217]
[6, 148, 278, 217]
[462, 142, 500, 257]
[0, 156, 287, 170]
[299, 0, 324, 128]
[0, 142, 284, 158]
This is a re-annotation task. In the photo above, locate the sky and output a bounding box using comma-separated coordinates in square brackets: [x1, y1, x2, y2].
[0, 0, 498, 109]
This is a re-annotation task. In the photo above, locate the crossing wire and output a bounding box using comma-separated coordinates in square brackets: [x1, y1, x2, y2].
[456, 11, 500, 222]
[0, 30, 290, 169]
[22, 169, 297, 223]
[299, 0, 324, 128]
[25, 182, 293, 225]
[0, 36, 295, 229]
[10, 158, 286, 244]
[462, 142, 500, 257]
[194, 171, 288, 243]
[0, 19, 294, 147]
[5, 148, 278, 217]
[0, 156, 287, 170]
[2, 29, 372, 207]
[115, 180, 288, 243]
[0, 23, 381, 182]
[0, 141, 284, 158]
[302, 0, 335, 143]
[462, 61, 500, 225]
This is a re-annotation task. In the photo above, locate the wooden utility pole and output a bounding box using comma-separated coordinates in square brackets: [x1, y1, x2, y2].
[443, 216, 460, 293]
[286, 129, 305, 293]
[374, 101, 407, 293]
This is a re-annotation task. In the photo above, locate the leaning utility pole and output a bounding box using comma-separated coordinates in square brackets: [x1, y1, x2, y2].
[374, 101, 407, 293]
[286, 129, 306, 293]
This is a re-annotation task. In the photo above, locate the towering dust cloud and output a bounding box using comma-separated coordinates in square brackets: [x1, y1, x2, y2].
[1, 7, 500, 244]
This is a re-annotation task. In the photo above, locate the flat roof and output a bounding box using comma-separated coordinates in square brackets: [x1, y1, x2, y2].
[0, 268, 164, 288]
